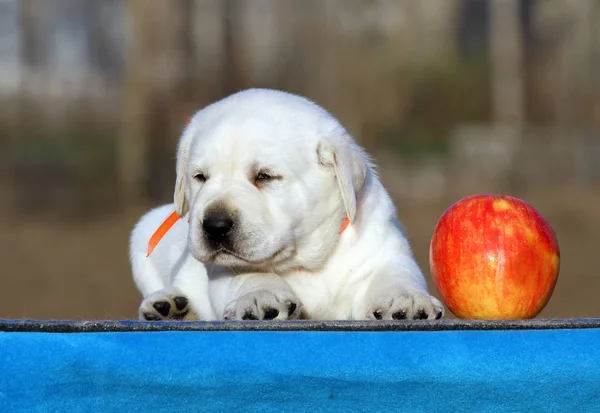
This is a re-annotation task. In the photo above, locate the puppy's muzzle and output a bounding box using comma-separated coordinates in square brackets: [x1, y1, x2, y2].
[202, 207, 235, 248]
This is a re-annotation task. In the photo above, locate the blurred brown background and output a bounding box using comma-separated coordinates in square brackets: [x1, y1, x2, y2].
[0, 0, 599, 320]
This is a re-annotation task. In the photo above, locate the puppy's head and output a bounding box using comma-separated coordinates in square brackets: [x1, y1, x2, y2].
[174, 89, 368, 272]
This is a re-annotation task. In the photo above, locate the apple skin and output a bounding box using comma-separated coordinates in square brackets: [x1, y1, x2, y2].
[429, 194, 560, 320]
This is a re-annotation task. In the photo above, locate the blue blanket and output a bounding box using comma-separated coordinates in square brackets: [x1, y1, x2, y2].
[1, 320, 599, 412]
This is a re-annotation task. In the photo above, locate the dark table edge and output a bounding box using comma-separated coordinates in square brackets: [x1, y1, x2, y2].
[0, 318, 599, 333]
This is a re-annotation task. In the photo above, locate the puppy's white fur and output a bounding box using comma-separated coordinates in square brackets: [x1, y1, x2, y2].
[129, 88, 444, 321]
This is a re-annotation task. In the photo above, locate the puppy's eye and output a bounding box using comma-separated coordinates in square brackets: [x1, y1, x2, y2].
[255, 172, 274, 181]
[193, 173, 207, 183]
[253, 171, 280, 187]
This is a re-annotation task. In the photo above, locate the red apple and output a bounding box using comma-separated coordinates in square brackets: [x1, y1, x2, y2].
[429, 194, 560, 320]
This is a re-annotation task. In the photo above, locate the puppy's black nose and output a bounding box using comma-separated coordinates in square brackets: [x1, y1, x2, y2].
[202, 212, 234, 239]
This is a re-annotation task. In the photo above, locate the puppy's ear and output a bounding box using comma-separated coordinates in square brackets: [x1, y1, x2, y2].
[317, 135, 367, 223]
[174, 126, 194, 217]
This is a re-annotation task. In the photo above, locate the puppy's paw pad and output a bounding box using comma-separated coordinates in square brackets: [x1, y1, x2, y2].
[139, 289, 199, 321]
[174, 296, 188, 311]
[152, 301, 171, 317]
[392, 309, 408, 320]
[263, 308, 279, 320]
[223, 289, 302, 321]
[368, 291, 445, 320]
[287, 302, 298, 318]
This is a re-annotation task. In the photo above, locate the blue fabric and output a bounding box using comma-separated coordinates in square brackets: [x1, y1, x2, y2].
[1, 328, 599, 412]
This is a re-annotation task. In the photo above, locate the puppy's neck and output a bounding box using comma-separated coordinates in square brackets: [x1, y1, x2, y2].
[278, 170, 397, 275]
[325, 173, 407, 258]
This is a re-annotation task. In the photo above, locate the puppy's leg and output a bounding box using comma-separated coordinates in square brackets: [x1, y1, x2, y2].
[138, 251, 216, 321]
[131, 239, 189, 321]
[360, 259, 445, 321]
[212, 273, 302, 321]
[129, 209, 171, 299]
[131, 252, 166, 299]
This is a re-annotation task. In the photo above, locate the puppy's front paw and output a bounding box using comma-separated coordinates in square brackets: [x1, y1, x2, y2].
[223, 289, 302, 321]
[139, 288, 200, 321]
[368, 290, 445, 320]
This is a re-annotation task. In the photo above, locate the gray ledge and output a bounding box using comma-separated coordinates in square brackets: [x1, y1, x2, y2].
[1, 318, 599, 333]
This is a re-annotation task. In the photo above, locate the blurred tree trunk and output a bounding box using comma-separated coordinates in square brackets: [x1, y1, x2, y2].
[590, 0, 600, 126]
[220, 0, 244, 96]
[412, 0, 460, 67]
[145, 0, 192, 203]
[489, 0, 524, 193]
[119, 0, 152, 205]
[19, 0, 44, 68]
[489, 0, 524, 126]
[18, 0, 45, 142]
[120, 0, 191, 205]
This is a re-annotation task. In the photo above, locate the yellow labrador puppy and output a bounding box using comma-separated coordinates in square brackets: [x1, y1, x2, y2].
[129, 89, 444, 321]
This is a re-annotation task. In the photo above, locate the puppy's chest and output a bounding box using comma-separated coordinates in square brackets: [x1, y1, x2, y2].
[283, 269, 367, 320]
